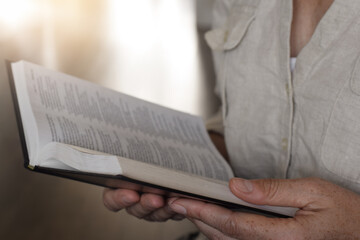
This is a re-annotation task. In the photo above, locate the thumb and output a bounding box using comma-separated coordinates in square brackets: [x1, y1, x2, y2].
[229, 178, 312, 208]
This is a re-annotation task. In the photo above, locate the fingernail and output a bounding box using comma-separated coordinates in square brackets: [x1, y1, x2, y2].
[169, 202, 187, 215]
[234, 179, 253, 193]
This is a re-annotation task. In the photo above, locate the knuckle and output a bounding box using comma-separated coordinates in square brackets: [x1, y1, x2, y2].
[263, 179, 282, 202]
[102, 193, 111, 208]
[141, 194, 163, 211]
[103, 200, 118, 212]
[148, 209, 171, 222]
[141, 201, 156, 212]
[102, 190, 121, 212]
[222, 213, 241, 237]
[125, 206, 145, 219]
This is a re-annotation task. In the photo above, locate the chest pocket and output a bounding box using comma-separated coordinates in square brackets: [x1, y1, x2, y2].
[204, 2, 256, 121]
[321, 55, 360, 184]
[205, 4, 256, 51]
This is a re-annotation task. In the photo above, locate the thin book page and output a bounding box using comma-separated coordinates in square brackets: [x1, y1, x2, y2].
[15, 61, 234, 181]
[11, 62, 40, 161]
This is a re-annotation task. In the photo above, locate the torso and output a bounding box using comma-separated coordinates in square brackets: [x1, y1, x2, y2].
[208, 0, 360, 194]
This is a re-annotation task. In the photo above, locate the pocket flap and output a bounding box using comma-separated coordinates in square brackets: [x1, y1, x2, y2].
[205, 28, 228, 50]
[205, 7, 255, 51]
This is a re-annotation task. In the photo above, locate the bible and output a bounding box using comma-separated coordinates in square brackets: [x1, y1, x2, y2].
[7, 60, 297, 217]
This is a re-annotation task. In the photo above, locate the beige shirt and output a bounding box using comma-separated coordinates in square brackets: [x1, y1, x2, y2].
[206, 0, 360, 194]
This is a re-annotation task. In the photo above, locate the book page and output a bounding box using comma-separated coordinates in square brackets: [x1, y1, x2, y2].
[17, 61, 233, 181]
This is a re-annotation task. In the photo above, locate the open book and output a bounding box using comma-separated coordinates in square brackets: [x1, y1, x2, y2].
[7, 60, 297, 217]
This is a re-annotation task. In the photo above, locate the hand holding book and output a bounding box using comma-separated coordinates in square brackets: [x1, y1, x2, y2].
[103, 188, 184, 221]
[8, 60, 298, 218]
[103, 131, 228, 222]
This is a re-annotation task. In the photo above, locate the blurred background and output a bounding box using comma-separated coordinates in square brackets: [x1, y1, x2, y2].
[0, 0, 219, 239]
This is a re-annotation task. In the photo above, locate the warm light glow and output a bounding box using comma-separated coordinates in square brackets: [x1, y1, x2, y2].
[0, 0, 204, 116]
[105, 0, 200, 114]
[0, 0, 37, 31]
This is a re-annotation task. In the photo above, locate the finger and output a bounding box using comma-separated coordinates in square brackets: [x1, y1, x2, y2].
[171, 214, 185, 221]
[103, 188, 140, 211]
[126, 193, 165, 219]
[169, 198, 299, 239]
[189, 218, 237, 240]
[143, 204, 178, 222]
[229, 177, 322, 208]
[167, 198, 185, 221]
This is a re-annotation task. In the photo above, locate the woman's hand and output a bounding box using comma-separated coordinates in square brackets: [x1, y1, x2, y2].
[168, 178, 360, 239]
[103, 188, 184, 222]
[102, 131, 226, 222]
